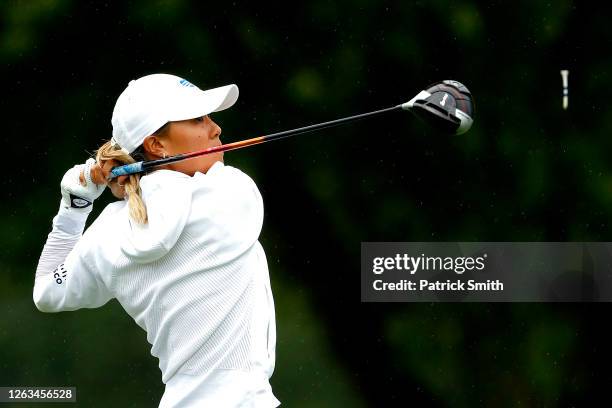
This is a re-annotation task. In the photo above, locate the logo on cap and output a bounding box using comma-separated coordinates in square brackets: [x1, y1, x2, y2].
[179, 79, 195, 88]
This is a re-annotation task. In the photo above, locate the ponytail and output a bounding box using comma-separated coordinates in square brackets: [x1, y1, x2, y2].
[95, 141, 148, 224]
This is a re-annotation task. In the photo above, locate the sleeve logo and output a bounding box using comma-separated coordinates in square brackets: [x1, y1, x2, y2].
[53, 263, 68, 284]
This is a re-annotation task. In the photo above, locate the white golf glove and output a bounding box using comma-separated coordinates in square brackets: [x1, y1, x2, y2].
[60, 158, 106, 212]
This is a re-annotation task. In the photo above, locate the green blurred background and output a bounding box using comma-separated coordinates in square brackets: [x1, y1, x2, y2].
[1, 0, 610, 406]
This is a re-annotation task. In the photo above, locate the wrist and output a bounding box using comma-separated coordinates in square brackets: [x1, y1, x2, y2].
[54, 200, 91, 235]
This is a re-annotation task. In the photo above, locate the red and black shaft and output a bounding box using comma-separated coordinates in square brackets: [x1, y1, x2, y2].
[110, 104, 403, 179]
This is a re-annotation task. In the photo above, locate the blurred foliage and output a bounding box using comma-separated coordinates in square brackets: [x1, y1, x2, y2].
[1, 0, 611, 406]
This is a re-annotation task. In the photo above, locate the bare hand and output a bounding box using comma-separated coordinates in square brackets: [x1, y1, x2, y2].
[81, 160, 128, 199]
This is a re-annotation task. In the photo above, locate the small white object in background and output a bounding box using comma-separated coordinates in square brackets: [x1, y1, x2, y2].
[560, 70, 569, 110]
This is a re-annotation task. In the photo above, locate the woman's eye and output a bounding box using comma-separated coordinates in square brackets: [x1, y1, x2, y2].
[195, 116, 204, 122]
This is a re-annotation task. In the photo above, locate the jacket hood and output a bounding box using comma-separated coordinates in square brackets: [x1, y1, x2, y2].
[120, 170, 193, 263]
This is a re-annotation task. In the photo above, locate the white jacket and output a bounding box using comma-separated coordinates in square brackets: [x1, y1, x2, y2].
[34, 162, 279, 407]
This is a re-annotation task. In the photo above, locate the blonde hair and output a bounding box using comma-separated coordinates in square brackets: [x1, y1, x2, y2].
[96, 141, 148, 224]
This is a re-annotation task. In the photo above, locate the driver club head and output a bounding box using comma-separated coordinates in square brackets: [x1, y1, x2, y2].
[402, 80, 474, 135]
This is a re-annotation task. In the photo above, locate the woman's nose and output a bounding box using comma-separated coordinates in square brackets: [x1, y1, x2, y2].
[211, 123, 221, 139]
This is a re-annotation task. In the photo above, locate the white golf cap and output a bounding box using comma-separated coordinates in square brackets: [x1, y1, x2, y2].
[111, 73, 239, 154]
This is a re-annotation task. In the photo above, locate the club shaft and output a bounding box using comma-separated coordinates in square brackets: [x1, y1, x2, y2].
[111, 104, 403, 178]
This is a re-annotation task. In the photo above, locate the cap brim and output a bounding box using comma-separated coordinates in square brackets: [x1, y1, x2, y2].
[167, 84, 239, 121]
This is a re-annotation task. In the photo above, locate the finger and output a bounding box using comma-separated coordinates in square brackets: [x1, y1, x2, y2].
[90, 163, 107, 185]
[109, 180, 127, 199]
[79, 168, 87, 186]
[99, 160, 119, 183]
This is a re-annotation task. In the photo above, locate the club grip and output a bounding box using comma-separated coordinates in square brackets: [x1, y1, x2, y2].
[109, 162, 144, 179]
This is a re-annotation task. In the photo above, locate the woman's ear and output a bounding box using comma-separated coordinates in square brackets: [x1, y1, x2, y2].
[142, 135, 166, 159]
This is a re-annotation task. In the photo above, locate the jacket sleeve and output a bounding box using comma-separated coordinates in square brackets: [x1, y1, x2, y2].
[190, 163, 265, 264]
[221, 166, 264, 246]
[33, 205, 113, 313]
[209, 164, 264, 254]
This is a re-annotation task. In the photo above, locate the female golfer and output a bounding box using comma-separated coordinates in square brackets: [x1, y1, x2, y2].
[34, 74, 280, 407]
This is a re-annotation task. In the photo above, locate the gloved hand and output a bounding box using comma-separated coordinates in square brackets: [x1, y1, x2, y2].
[60, 158, 106, 212]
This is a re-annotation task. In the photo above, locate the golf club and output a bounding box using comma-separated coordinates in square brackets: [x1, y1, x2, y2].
[109, 80, 474, 179]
